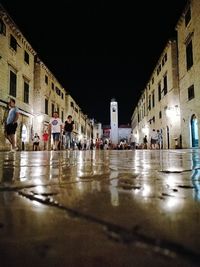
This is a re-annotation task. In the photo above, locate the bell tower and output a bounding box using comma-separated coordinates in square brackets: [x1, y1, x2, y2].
[110, 98, 118, 145]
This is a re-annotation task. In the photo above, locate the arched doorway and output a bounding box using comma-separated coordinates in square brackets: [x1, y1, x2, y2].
[191, 114, 199, 148]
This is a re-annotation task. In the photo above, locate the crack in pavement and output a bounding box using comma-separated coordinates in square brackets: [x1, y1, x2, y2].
[17, 189, 200, 266]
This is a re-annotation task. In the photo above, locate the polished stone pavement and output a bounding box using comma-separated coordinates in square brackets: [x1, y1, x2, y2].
[0, 149, 200, 267]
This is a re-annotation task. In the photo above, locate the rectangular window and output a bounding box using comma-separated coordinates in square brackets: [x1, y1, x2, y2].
[162, 53, 167, 66]
[186, 40, 193, 70]
[164, 53, 167, 63]
[10, 34, 17, 51]
[159, 111, 162, 119]
[9, 70, 17, 97]
[0, 18, 6, 35]
[45, 99, 48, 115]
[51, 82, 54, 90]
[158, 83, 161, 101]
[185, 7, 191, 27]
[148, 95, 151, 110]
[152, 91, 155, 107]
[24, 51, 29, 64]
[51, 103, 54, 116]
[61, 111, 64, 122]
[56, 87, 60, 95]
[45, 75, 48, 84]
[188, 85, 194, 100]
[163, 74, 167, 95]
[24, 81, 29, 104]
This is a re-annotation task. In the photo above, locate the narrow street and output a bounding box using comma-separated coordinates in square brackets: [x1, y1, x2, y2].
[0, 149, 200, 267]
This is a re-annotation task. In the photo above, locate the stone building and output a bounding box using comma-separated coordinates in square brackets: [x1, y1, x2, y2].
[0, 4, 36, 150]
[0, 4, 94, 151]
[176, 0, 200, 148]
[131, 40, 181, 149]
[131, 0, 200, 149]
[33, 56, 66, 139]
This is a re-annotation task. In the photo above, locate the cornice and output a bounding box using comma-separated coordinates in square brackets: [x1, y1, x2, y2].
[0, 4, 37, 56]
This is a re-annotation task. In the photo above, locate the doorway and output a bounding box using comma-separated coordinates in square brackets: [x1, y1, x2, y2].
[191, 114, 199, 148]
[166, 126, 170, 149]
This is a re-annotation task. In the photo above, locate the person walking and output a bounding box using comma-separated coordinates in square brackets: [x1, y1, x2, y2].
[150, 129, 158, 149]
[157, 129, 163, 149]
[143, 135, 148, 149]
[64, 115, 74, 150]
[42, 130, 49, 150]
[48, 111, 63, 151]
[5, 98, 19, 151]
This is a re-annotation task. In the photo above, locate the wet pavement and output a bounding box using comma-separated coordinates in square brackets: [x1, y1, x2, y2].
[0, 149, 200, 267]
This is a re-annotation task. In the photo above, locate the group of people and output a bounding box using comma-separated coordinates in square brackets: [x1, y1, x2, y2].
[48, 112, 74, 151]
[150, 129, 163, 149]
[2, 99, 163, 152]
[3, 98, 75, 152]
[32, 131, 49, 151]
[32, 112, 75, 151]
[129, 130, 163, 150]
[138, 129, 162, 149]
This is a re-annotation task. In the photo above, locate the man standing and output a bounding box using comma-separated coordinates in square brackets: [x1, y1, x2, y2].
[5, 98, 19, 151]
[48, 111, 62, 151]
[64, 115, 74, 150]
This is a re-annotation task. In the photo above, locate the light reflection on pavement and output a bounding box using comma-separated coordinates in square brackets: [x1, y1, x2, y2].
[0, 149, 200, 267]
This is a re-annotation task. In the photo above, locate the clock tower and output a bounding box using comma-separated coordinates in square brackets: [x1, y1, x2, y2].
[110, 98, 118, 145]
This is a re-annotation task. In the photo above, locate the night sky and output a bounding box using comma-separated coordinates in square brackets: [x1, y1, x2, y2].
[1, 0, 187, 125]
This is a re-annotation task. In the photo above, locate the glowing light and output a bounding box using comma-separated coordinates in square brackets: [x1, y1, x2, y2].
[166, 106, 180, 120]
[142, 184, 151, 197]
[142, 125, 149, 135]
[35, 185, 44, 193]
[34, 178, 42, 184]
[32, 200, 43, 207]
[164, 198, 183, 211]
[36, 115, 43, 123]
[78, 134, 83, 140]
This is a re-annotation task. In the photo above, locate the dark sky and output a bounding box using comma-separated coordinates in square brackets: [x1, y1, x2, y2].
[1, 0, 187, 125]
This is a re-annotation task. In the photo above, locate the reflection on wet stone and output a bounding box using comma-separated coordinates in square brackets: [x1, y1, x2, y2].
[0, 149, 200, 266]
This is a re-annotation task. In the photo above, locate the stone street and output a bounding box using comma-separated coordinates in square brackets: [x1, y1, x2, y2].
[0, 149, 200, 267]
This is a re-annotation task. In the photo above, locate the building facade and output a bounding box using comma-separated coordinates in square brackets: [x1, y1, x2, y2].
[131, 40, 181, 149]
[0, 4, 36, 150]
[131, 0, 200, 149]
[176, 0, 200, 148]
[33, 56, 66, 139]
[0, 4, 94, 151]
